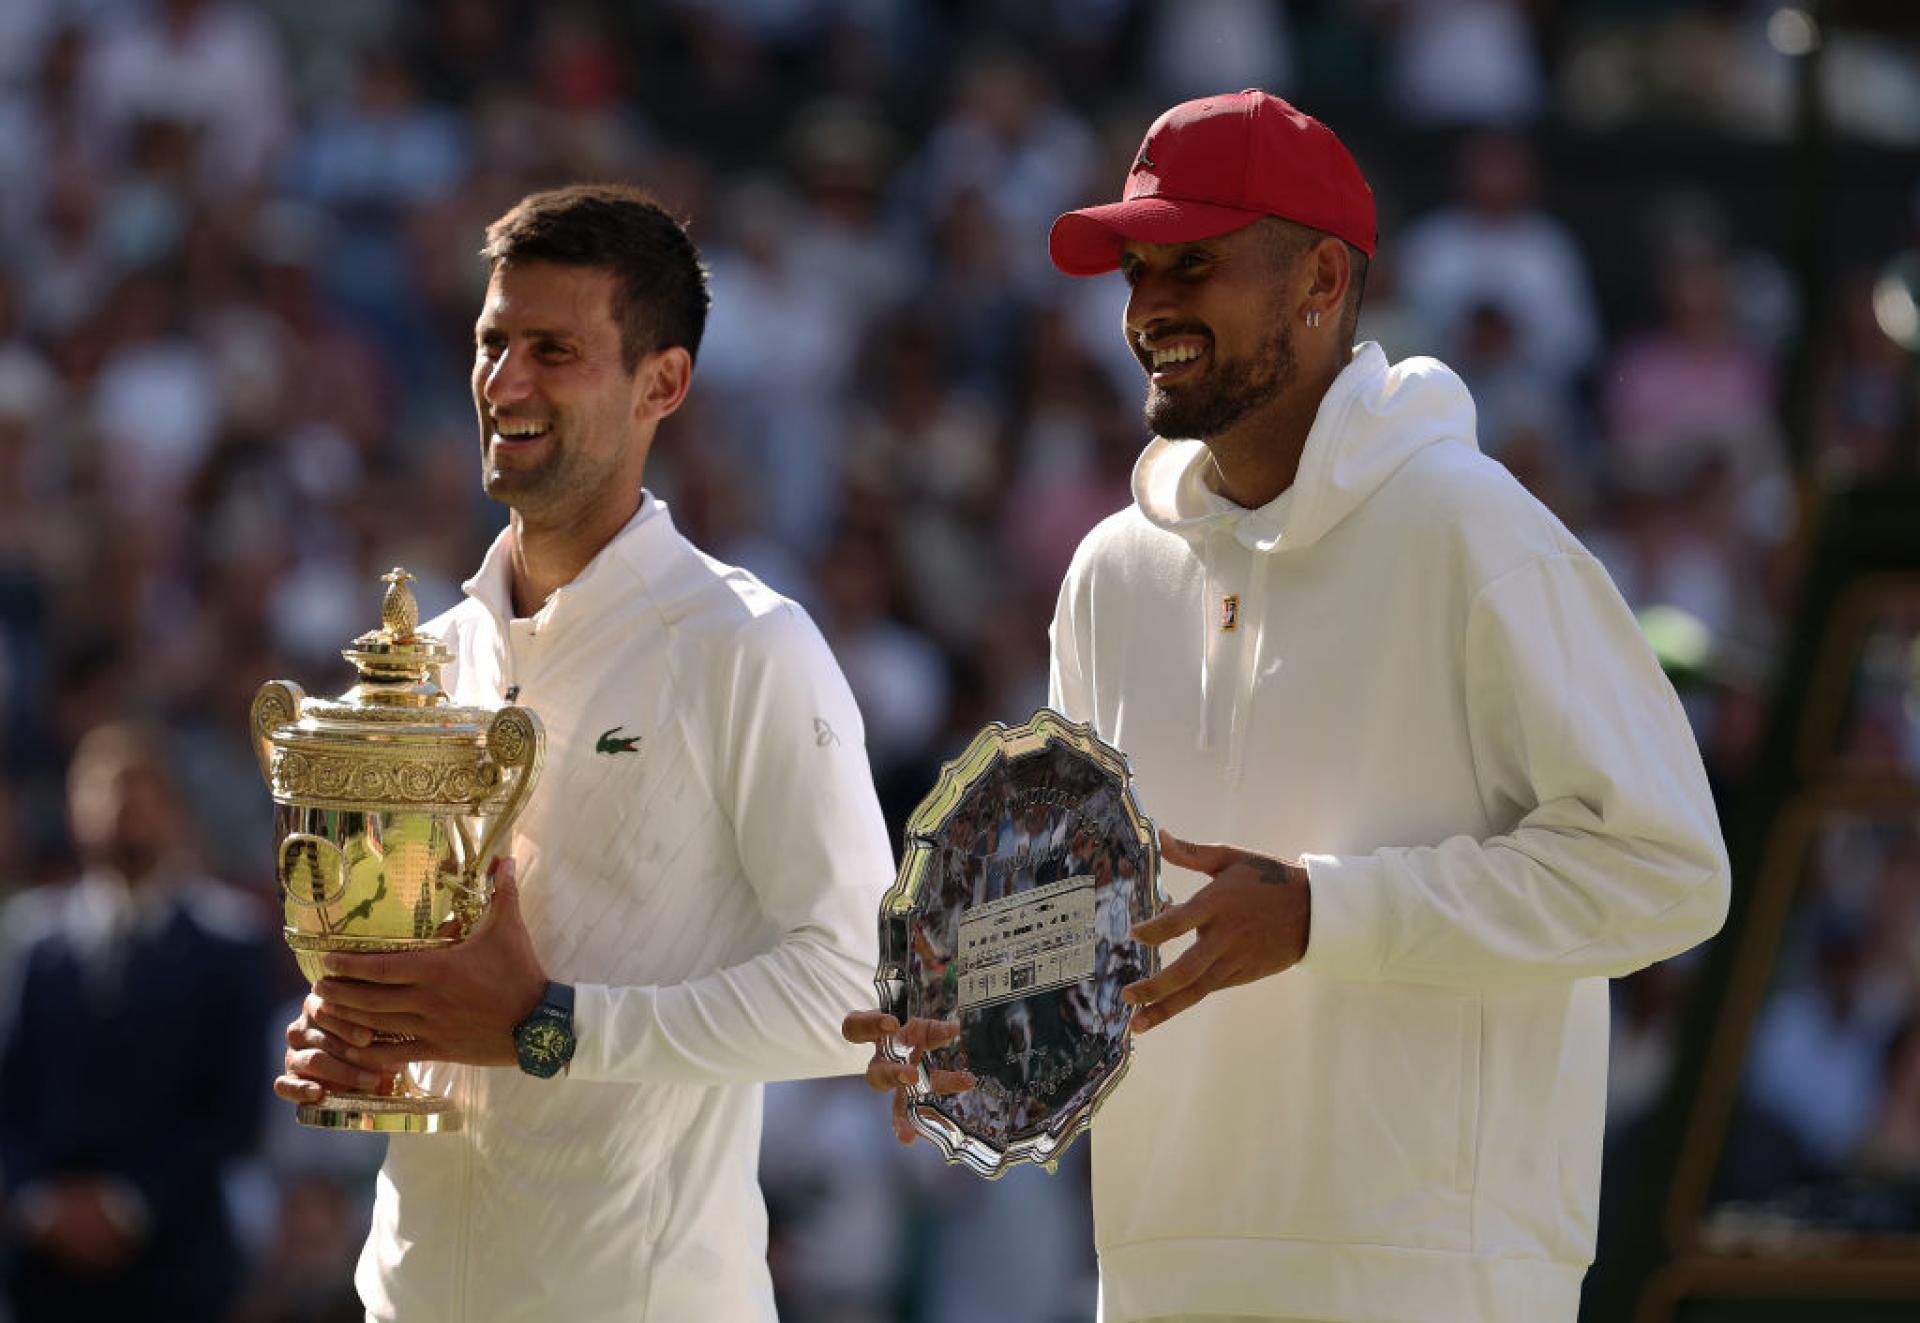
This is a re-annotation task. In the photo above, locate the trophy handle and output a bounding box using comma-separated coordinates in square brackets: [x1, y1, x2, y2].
[452, 706, 544, 927]
[251, 681, 306, 783]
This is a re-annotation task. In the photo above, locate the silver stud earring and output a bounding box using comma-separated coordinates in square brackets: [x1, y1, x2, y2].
[1305, 309, 1322, 329]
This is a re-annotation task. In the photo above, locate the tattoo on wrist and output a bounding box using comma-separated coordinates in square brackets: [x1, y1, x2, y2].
[1249, 857, 1292, 886]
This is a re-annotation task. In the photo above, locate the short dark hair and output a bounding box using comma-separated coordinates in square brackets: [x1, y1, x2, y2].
[482, 183, 711, 371]
[1258, 216, 1371, 348]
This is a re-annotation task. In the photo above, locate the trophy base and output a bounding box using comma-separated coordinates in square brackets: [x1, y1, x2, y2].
[297, 1091, 460, 1134]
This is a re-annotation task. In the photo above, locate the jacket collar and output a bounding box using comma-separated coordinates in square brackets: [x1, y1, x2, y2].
[461, 490, 673, 634]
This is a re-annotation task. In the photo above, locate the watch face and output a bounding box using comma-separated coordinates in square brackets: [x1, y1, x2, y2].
[520, 1017, 573, 1076]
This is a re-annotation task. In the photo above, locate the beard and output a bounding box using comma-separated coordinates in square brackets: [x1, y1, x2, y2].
[1142, 316, 1298, 440]
[480, 421, 623, 525]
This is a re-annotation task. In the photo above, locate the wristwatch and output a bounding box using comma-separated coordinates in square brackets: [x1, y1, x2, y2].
[512, 981, 576, 1078]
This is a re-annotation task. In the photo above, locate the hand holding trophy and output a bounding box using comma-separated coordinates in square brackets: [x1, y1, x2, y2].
[251, 569, 543, 1133]
[852, 709, 1166, 1177]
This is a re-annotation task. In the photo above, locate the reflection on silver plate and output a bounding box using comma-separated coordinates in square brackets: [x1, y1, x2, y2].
[878, 708, 1164, 1178]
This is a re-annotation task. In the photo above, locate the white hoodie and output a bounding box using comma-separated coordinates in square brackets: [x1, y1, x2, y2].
[1049, 344, 1729, 1323]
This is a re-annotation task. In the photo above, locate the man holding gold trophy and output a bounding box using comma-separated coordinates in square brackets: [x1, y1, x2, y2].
[849, 92, 1732, 1323]
[268, 185, 892, 1321]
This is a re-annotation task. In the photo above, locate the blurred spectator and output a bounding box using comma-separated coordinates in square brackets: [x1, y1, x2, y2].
[231, 1172, 370, 1323]
[89, 268, 224, 521]
[760, 1076, 910, 1323]
[1141, 0, 1296, 103]
[1362, 0, 1547, 126]
[78, 0, 289, 191]
[1815, 266, 1916, 484]
[0, 721, 273, 1323]
[1451, 298, 1590, 504]
[814, 525, 950, 793]
[1398, 131, 1601, 387]
[1856, 1015, 1920, 1178]
[1602, 234, 1783, 491]
[1746, 914, 1906, 1176]
[1608, 959, 1693, 1135]
[288, 54, 469, 216]
[999, 306, 1137, 603]
[18, 167, 118, 340]
[1585, 454, 1747, 643]
[843, 310, 1006, 650]
[699, 175, 859, 552]
[785, 98, 914, 322]
[904, 49, 1100, 291]
[909, 1146, 1097, 1323]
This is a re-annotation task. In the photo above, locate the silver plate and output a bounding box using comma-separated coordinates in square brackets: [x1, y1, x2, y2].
[878, 709, 1164, 1177]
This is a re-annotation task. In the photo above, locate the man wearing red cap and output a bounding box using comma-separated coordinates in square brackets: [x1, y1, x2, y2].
[852, 92, 1729, 1322]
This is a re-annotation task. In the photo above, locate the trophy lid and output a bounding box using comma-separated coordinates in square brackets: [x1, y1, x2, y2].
[252, 567, 537, 811]
[270, 566, 500, 736]
[336, 568, 454, 709]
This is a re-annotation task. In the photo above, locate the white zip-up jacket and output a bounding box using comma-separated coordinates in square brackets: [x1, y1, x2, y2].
[356, 495, 889, 1322]
[1050, 344, 1730, 1322]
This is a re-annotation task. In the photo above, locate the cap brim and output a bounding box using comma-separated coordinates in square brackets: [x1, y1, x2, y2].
[1047, 197, 1270, 276]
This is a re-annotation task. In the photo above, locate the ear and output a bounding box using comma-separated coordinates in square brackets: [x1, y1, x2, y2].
[633, 347, 694, 424]
[1301, 237, 1353, 325]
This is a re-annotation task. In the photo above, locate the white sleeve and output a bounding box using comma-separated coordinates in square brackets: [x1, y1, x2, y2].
[1048, 562, 1094, 724]
[569, 605, 891, 1084]
[1299, 551, 1730, 990]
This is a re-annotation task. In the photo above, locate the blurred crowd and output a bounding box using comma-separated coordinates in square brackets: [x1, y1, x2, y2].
[0, 0, 1917, 1319]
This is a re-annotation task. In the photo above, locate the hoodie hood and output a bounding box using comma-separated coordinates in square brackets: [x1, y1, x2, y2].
[1132, 342, 1478, 553]
[1128, 343, 1478, 771]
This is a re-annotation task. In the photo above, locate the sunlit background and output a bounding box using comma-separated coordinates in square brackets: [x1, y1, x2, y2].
[0, 2, 1917, 1321]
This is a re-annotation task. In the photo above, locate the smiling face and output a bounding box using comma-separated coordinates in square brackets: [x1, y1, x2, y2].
[1120, 221, 1301, 443]
[471, 260, 651, 528]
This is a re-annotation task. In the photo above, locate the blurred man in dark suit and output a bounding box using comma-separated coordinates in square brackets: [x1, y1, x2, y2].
[0, 721, 273, 1322]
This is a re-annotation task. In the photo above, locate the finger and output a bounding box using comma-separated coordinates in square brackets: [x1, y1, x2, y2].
[314, 978, 420, 1016]
[490, 856, 520, 914]
[1158, 830, 1241, 876]
[891, 1087, 917, 1146]
[864, 1054, 919, 1093]
[285, 1045, 386, 1093]
[1131, 897, 1200, 946]
[894, 1018, 961, 1051]
[1131, 981, 1212, 1034]
[292, 1022, 374, 1067]
[1122, 941, 1223, 1008]
[926, 1068, 976, 1095]
[842, 1010, 899, 1044]
[299, 1000, 375, 1048]
[274, 1074, 326, 1105]
[293, 1023, 423, 1073]
[321, 951, 420, 985]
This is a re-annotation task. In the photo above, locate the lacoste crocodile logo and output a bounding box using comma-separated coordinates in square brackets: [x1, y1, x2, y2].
[595, 726, 642, 756]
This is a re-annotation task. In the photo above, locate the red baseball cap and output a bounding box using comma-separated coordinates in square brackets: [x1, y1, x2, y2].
[1049, 90, 1375, 277]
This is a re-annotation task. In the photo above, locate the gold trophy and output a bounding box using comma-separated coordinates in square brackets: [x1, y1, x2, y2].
[251, 569, 543, 1133]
